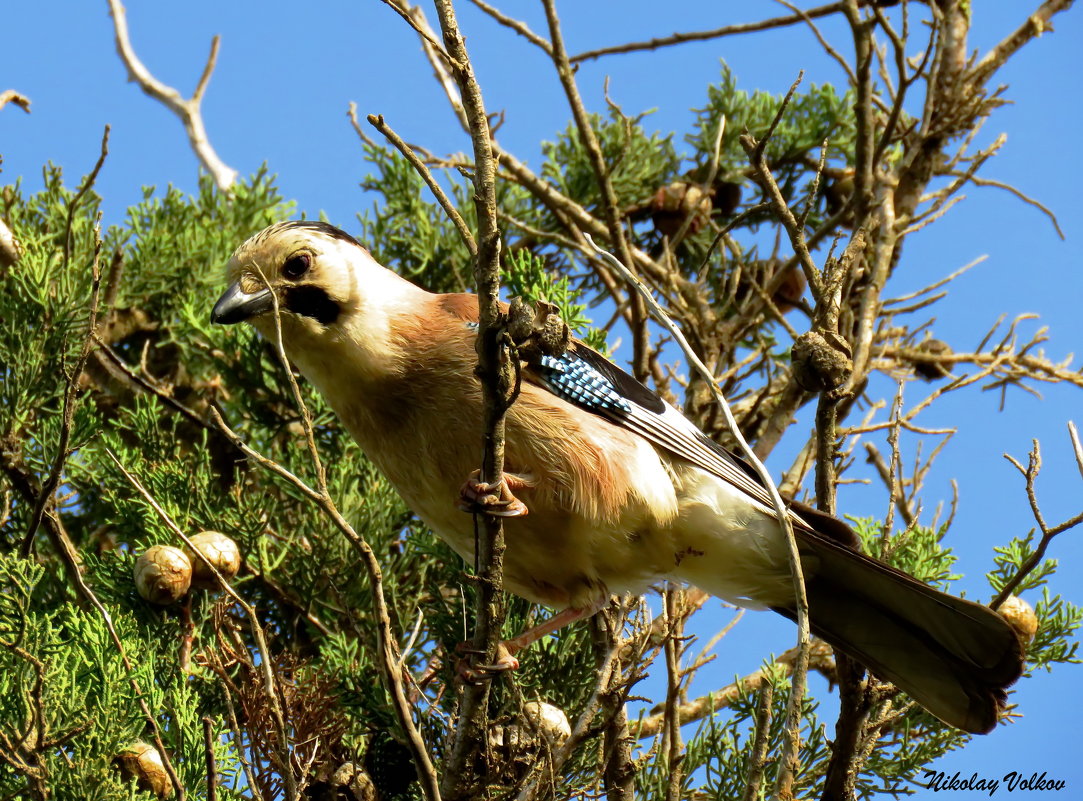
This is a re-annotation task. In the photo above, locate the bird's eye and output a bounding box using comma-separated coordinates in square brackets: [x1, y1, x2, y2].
[282, 253, 311, 280]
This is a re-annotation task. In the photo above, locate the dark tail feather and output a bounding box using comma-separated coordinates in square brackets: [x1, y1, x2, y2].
[775, 519, 1024, 734]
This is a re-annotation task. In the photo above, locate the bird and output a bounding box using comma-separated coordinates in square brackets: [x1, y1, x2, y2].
[211, 220, 1023, 734]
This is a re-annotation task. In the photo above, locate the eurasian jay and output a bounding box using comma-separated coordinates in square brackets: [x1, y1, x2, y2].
[211, 221, 1023, 734]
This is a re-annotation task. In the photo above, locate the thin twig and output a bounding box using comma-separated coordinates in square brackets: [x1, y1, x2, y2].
[514, 629, 628, 801]
[881, 256, 985, 307]
[661, 589, 685, 801]
[542, 0, 649, 381]
[365, 111, 477, 257]
[864, 442, 915, 528]
[207, 345, 439, 798]
[39, 487, 187, 797]
[633, 640, 835, 740]
[379, 0, 461, 67]
[775, 0, 857, 86]
[569, 1, 848, 63]
[468, 0, 552, 54]
[956, 174, 1065, 240]
[740, 74, 825, 302]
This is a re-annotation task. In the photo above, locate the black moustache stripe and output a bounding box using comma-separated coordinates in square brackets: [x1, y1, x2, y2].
[284, 286, 341, 325]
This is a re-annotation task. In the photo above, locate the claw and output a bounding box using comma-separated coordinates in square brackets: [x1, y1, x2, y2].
[458, 469, 529, 517]
[456, 642, 521, 683]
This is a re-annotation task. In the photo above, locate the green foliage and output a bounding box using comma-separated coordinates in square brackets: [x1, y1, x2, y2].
[357, 142, 548, 296]
[635, 665, 830, 800]
[987, 533, 1081, 671]
[357, 142, 476, 293]
[542, 107, 681, 213]
[0, 167, 441, 798]
[988, 531, 1058, 595]
[849, 517, 961, 588]
[688, 65, 858, 230]
[689, 66, 856, 176]
[0, 551, 239, 799]
[1029, 587, 1082, 671]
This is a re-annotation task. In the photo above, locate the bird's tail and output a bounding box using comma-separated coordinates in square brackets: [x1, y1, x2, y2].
[774, 510, 1024, 734]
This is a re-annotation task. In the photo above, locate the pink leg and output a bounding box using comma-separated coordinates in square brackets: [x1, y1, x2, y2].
[459, 595, 609, 683]
[458, 469, 531, 517]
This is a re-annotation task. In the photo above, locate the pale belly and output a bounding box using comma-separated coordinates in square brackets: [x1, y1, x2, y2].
[390, 456, 684, 610]
[385, 450, 798, 612]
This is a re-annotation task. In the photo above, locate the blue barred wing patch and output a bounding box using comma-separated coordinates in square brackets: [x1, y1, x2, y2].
[536, 353, 632, 414]
[465, 320, 631, 414]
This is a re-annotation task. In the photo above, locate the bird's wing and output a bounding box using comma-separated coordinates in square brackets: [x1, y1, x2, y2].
[523, 340, 781, 518]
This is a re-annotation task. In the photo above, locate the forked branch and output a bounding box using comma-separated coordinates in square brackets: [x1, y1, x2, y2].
[105, 0, 237, 190]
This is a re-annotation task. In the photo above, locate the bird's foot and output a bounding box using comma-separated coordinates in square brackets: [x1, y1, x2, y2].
[458, 470, 529, 517]
[455, 641, 521, 684]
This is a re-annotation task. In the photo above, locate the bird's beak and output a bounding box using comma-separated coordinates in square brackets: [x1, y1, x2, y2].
[211, 281, 274, 325]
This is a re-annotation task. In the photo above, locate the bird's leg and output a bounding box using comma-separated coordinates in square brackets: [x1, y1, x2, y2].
[458, 594, 610, 683]
[457, 469, 530, 517]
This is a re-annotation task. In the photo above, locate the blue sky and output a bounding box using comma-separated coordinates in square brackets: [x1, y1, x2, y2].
[4, 1, 1082, 794]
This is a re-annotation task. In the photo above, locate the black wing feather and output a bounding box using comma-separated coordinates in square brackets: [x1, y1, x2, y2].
[569, 343, 666, 414]
[531, 341, 789, 517]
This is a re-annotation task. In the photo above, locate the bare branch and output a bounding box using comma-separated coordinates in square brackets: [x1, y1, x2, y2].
[105, 0, 237, 190]
[953, 173, 1065, 240]
[379, 0, 461, 66]
[661, 589, 686, 801]
[542, 0, 650, 380]
[775, 0, 857, 86]
[992, 434, 1083, 608]
[882, 256, 986, 308]
[864, 442, 916, 528]
[0, 89, 31, 113]
[569, 2, 848, 63]
[970, 0, 1076, 86]
[740, 681, 774, 801]
[740, 74, 826, 302]
[426, 2, 514, 798]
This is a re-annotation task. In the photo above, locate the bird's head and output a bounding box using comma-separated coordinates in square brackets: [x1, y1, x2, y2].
[211, 221, 421, 360]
